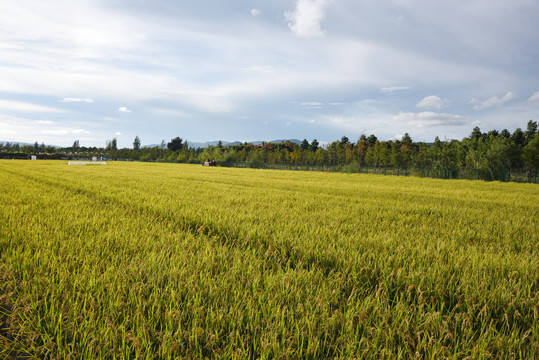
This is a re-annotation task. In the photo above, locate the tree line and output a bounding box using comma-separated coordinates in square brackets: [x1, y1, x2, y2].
[1, 120, 538, 181]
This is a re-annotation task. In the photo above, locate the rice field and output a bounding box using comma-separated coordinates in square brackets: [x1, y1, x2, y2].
[0, 160, 538, 359]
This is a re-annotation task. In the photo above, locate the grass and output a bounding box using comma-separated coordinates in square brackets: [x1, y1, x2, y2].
[0, 160, 537, 359]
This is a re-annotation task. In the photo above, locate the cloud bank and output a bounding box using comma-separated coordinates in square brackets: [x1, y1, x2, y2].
[416, 95, 450, 109]
[471, 92, 517, 110]
[60, 98, 94, 103]
[380, 86, 411, 94]
[0, 1, 538, 146]
[393, 112, 466, 128]
[0, 100, 64, 113]
[528, 91, 539, 103]
[285, 0, 332, 38]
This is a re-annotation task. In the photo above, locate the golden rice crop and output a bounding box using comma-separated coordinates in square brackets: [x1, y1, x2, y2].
[1, 160, 537, 359]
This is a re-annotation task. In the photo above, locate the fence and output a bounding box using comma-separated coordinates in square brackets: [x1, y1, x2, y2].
[221, 162, 539, 184]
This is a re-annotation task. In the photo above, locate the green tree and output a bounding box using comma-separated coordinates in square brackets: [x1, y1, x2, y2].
[133, 136, 141, 151]
[487, 130, 499, 138]
[522, 134, 539, 170]
[512, 128, 525, 146]
[525, 120, 538, 145]
[401, 133, 412, 146]
[167, 137, 183, 152]
[106, 138, 118, 151]
[356, 138, 368, 166]
[365, 141, 389, 167]
[310, 139, 319, 152]
[500, 129, 511, 139]
[366, 135, 377, 147]
[300, 139, 310, 150]
[470, 126, 482, 141]
[484, 138, 512, 180]
[390, 142, 402, 168]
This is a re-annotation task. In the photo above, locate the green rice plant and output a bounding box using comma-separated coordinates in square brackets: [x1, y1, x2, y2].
[0, 160, 537, 359]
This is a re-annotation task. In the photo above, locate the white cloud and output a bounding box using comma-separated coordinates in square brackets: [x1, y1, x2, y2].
[1, 130, 16, 136]
[41, 129, 69, 135]
[250, 9, 261, 17]
[471, 91, 517, 110]
[285, 0, 332, 38]
[301, 101, 323, 109]
[42, 128, 90, 135]
[115, 131, 123, 136]
[242, 65, 274, 74]
[380, 86, 410, 94]
[73, 129, 91, 134]
[0, 99, 64, 113]
[416, 95, 450, 109]
[60, 98, 94, 103]
[118, 107, 131, 113]
[393, 111, 466, 127]
[0, 43, 24, 50]
[528, 91, 539, 103]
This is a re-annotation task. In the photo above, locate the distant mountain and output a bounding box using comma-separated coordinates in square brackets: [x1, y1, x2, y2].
[0, 141, 34, 146]
[268, 139, 302, 145]
[187, 139, 303, 149]
[0, 141, 63, 148]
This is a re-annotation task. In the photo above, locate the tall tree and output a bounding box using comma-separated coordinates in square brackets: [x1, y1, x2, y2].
[401, 133, 412, 146]
[512, 128, 525, 146]
[500, 129, 511, 138]
[487, 130, 499, 139]
[133, 136, 141, 151]
[522, 134, 539, 170]
[300, 139, 310, 150]
[525, 120, 538, 145]
[433, 136, 442, 148]
[167, 137, 183, 152]
[366, 135, 377, 147]
[310, 139, 319, 152]
[106, 138, 118, 151]
[470, 126, 482, 140]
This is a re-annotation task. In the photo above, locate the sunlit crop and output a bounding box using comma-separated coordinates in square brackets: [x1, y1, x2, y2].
[1, 160, 537, 359]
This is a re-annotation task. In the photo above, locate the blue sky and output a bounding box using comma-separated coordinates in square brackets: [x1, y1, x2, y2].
[1, 0, 538, 148]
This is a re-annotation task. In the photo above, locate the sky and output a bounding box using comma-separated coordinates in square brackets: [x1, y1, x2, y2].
[1, 0, 538, 148]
